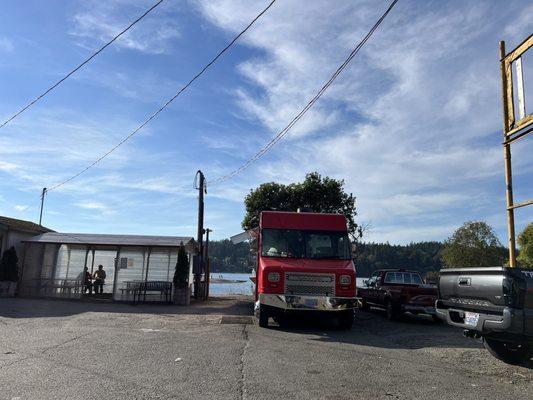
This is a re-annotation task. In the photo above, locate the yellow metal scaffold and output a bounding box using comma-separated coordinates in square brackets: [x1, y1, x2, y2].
[499, 34, 533, 267]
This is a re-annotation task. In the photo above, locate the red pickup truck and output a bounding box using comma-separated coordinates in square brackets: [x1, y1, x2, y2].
[358, 269, 438, 321]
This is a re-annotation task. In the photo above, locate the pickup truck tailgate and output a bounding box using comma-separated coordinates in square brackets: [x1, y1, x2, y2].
[439, 267, 515, 312]
[404, 285, 437, 306]
[437, 267, 533, 335]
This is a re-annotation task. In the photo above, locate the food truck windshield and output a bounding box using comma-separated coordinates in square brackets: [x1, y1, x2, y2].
[261, 229, 351, 260]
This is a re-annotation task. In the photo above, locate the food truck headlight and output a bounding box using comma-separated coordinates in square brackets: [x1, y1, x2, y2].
[267, 272, 280, 283]
[339, 275, 351, 285]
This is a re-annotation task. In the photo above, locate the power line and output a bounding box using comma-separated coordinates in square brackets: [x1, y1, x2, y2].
[209, 0, 400, 185]
[0, 0, 165, 130]
[46, 0, 277, 192]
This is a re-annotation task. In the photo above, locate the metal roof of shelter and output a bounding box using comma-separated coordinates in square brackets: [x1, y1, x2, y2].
[24, 232, 195, 248]
[0, 216, 53, 234]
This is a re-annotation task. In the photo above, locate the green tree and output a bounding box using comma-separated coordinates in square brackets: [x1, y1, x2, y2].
[0, 247, 19, 282]
[517, 223, 533, 268]
[441, 221, 507, 268]
[242, 172, 362, 239]
[173, 243, 189, 289]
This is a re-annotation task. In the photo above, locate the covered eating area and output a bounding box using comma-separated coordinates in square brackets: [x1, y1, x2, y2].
[18, 232, 196, 303]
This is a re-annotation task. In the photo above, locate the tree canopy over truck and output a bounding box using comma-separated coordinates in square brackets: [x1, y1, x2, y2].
[242, 172, 362, 239]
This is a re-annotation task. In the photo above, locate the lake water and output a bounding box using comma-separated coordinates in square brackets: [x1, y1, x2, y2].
[209, 273, 369, 296]
[209, 273, 254, 296]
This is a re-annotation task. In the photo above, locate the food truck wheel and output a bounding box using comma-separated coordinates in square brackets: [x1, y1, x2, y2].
[338, 310, 354, 330]
[484, 338, 533, 365]
[258, 305, 270, 328]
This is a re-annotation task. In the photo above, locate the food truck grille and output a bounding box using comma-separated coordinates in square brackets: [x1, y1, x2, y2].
[285, 273, 336, 296]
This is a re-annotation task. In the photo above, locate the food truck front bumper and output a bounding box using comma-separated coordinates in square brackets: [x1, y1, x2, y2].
[256, 294, 356, 313]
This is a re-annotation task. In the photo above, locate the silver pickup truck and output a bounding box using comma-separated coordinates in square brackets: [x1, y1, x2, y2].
[436, 267, 533, 365]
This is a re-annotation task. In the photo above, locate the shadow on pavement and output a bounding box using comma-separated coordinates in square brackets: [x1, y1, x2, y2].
[0, 296, 254, 318]
[270, 309, 484, 350]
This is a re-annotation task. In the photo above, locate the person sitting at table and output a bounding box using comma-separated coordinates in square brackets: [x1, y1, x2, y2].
[93, 265, 106, 294]
[80, 266, 93, 294]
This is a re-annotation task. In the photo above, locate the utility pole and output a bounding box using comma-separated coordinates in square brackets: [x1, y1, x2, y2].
[39, 187, 47, 226]
[204, 228, 212, 299]
[195, 170, 205, 299]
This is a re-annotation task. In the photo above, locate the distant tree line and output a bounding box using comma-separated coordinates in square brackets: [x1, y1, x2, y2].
[353, 241, 445, 278]
[208, 239, 253, 273]
[208, 239, 461, 278]
[208, 221, 532, 275]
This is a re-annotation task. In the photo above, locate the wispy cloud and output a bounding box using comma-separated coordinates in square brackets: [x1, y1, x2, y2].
[69, 0, 180, 55]
[77, 69, 180, 103]
[0, 37, 14, 53]
[195, 0, 533, 243]
[76, 201, 116, 215]
[1, 0, 531, 243]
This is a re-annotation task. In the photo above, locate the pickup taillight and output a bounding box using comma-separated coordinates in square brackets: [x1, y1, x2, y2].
[503, 276, 525, 308]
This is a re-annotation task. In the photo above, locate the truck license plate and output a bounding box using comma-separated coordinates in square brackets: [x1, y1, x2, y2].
[464, 312, 479, 326]
[304, 299, 318, 308]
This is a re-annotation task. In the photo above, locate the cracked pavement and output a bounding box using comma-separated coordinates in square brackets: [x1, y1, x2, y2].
[0, 297, 532, 399]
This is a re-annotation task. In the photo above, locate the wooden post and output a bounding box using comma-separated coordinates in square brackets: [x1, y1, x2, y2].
[39, 188, 46, 226]
[90, 247, 95, 274]
[195, 170, 205, 300]
[113, 246, 121, 299]
[500, 41, 517, 267]
[18, 242, 28, 296]
[65, 246, 72, 280]
[83, 247, 89, 269]
[204, 228, 212, 299]
[144, 247, 152, 302]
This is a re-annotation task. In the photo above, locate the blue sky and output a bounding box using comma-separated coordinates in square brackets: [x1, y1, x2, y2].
[0, 0, 531, 244]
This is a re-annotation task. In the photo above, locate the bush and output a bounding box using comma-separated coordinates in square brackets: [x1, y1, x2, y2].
[0, 247, 19, 282]
[173, 243, 189, 289]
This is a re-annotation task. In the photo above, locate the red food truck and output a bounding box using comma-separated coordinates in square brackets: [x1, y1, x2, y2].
[253, 210, 357, 328]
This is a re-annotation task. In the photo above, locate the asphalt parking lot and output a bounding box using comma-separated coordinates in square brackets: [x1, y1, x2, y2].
[0, 297, 531, 400]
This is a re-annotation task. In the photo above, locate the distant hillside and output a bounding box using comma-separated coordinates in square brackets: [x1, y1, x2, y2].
[353, 241, 444, 278]
[208, 239, 447, 276]
[208, 239, 253, 273]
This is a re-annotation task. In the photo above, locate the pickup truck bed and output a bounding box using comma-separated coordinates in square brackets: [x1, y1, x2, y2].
[436, 267, 533, 364]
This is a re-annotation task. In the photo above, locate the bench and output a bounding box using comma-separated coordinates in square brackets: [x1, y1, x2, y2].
[38, 279, 82, 296]
[119, 281, 142, 296]
[134, 281, 173, 304]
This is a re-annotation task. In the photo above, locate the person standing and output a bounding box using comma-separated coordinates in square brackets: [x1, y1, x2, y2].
[93, 265, 106, 294]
